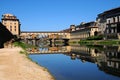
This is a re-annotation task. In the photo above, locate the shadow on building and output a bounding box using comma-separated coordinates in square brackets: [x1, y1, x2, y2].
[0, 22, 13, 48]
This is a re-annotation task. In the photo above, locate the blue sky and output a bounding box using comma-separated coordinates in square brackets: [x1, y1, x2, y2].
[0, 0, 120, 31]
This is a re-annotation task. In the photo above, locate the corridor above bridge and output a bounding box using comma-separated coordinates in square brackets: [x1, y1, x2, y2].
[20, 31, 70, 40]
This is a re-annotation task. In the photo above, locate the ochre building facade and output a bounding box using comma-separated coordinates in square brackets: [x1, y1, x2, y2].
[1, 14, 21, 37]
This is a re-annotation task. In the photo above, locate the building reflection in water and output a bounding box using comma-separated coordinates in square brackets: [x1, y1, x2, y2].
[68, 45, 120, 77]
[28, 44, 120, 77]
[97, 46, 120, 77]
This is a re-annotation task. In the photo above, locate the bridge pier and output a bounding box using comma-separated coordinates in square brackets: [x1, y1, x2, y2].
[22, 39, 40, 46]
[49, 39, 69, 46]
[63, 39, 69, 46]
[49, 39, 55, 47]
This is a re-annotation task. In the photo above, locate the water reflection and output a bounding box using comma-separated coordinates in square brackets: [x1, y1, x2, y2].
[28, 45, 120, 78]
[27, 46, 71, 54]
[69, 45, 120, 77]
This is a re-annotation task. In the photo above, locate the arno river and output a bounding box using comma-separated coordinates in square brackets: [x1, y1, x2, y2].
[28, 44, 120, 80]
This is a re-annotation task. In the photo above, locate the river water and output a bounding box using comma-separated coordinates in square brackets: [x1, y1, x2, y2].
[29, 45, 120, 80]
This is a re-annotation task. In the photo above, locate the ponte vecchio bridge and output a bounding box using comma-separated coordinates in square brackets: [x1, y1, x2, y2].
[20, 31, 70, 46]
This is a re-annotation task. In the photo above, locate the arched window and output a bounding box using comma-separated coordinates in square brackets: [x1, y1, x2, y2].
[94, 31, 98, 36]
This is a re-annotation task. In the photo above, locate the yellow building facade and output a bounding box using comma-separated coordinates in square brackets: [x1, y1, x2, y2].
[1, 14, 21, 37]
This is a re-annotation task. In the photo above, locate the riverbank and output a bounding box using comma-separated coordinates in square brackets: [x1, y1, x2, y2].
[79, 40, 120, 46]
[0, 47, 54, 80]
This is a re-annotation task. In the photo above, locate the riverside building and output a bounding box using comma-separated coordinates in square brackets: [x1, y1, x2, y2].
[97, 7, 120, 39]
[70, 21, 98, 41]
[1, 13, 21, 37]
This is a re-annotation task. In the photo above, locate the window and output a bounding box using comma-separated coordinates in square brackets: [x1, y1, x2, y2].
[14, 29, 16, 31]
[118, 16, 119, 22]
[108, 20, 110, 24]
[107, 19, 110, 24]
[14, 26, 16, 31]
[10, 28, 12, 31]
[113, 17, 115, 23]
[10, 26, 12, 28]
[10, 26, 12, 31]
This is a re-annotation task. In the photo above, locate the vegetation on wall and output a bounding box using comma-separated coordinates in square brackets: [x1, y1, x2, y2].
[86, 35, 104, 40]
[13, 41, 36, 50]
[79, 40, 120, 46]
